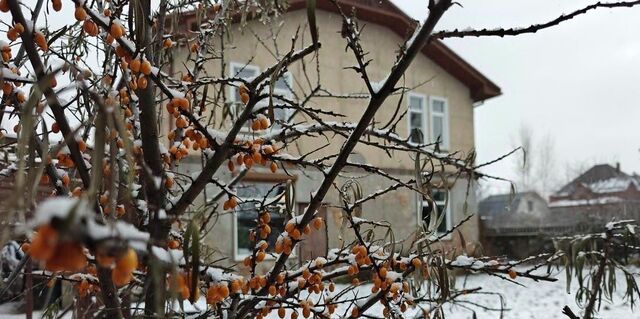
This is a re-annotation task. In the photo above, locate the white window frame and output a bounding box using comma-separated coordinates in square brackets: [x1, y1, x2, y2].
[406, 93, 428, 145]
[417, 189, 453, 239]
[232, 181, 296, 261]
[429, 96, 450, 150]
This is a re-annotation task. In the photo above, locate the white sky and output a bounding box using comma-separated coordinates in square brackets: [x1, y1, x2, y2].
[394, 0, 640, 195]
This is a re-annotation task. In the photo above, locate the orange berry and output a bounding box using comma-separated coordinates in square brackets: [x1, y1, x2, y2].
[251, 120, 261, 131]
[61, 174, 70, 186]
[13, 23, 24, 34]
[163, 38, 173, 48]
[52, 0, 62, 11]
[129, 59, 141, 73]
[78, 140, 87, 152]
[175, 117, 187, 129]
[227, 160, 235, 172]
[34, 32, 48, 51]
[312, 217, 323, 230]
[240, 92, 250, 105]
[508, 269, 517, 279]
[140, 60, 152, 75]
[110, 23, 123, 39]
[75, 7, 87, 21]
[411, 257, 422, 268]
[7, 29, 18, 41]
[83, 20, 98, 36]
[165, 177, 174, 188]
[137, 76, 148, 89]
[259, 117, 270, 130]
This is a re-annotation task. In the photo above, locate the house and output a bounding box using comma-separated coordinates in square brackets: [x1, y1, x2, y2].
[548, 163, 640, 231]
[169, 0, 500, 271]
[478, 192, 554, 258]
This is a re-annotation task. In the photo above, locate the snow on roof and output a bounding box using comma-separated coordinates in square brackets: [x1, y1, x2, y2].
[585, 176, 639, 194]
[548, 196, 623, 208]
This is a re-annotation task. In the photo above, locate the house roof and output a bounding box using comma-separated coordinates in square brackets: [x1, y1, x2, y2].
[287, 0, 501, 102]
[179, 0, 501, 102]
[553, 164, 640, 198]
[479, 191, 543, 217]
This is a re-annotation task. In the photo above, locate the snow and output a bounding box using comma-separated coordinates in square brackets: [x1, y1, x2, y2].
[450, 254, 485, 269]
[549, 196, 623, 208]
[32, 197, 90, 227]
[3, 267, 632, 319]
[264, 267, 637, 319]
[151, 246, 184, 264]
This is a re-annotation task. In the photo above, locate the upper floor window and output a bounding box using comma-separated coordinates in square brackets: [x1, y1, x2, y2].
[419, 189, 451, 235]
[408, 93, 427, 144]
[430, 97, 449, 150]
[229, 62, 294, 128]
[229, 62, 260, 105]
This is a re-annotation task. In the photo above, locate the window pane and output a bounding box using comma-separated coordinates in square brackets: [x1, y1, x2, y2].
[236, 204, 285, 255]
[409, 112, 424, 143]
[409, 96, 423, 110]
[233, 67, 258, 80]
[432, 100, 445, 113]
[433, 116, 443, 141]
[432, 190, 446, 202]
[274, 76, 290, 91]
[273, 107, 288, 123]
[420, 191, 449, 234]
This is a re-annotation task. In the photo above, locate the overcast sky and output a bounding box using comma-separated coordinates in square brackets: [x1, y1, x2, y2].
[393, 0, 640, 195]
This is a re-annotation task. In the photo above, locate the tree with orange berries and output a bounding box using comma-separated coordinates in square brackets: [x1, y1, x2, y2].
[1, 1, 640, 319]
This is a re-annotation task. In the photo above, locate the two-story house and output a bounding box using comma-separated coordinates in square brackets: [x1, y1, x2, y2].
[169, 0, 500, 271]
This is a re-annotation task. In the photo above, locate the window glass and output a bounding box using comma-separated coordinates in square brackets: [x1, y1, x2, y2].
[420, 189, 450, 234]
[430, 98, 449, 148]
[432, 100, 445, 113]
[234, 182, 289, 257]
[409, 113, 424, 143]
[408, 95, 425, 144]
[433, 116, 444, 142]
[409, 96, 422, 110]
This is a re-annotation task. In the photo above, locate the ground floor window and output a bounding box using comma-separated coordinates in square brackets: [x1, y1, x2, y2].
[419, 189, 452, 235]
[234, 180, 290, 258]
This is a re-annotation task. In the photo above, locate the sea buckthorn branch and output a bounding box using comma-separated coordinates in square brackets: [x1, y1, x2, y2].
[432, 0, 640, 40]
[7, 0, 92, 188]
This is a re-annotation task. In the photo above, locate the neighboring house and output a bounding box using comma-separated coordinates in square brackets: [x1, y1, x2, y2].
[170, 0, 500, 271]
[548, 163, 640, 231]
[480, 164, 640, 258]
[478, 192, 553, 258]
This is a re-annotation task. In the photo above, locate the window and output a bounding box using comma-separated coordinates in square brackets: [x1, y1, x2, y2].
[527, 200, 534, 212]
[419, 189, 451, 235]
[233, 181, 291, 259]
[229, 63, 294, 129]
[430, 97, 449, 149]
[407, 94, 427, 144]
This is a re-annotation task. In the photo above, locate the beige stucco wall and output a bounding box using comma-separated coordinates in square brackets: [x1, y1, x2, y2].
[169, 8, 482, 270]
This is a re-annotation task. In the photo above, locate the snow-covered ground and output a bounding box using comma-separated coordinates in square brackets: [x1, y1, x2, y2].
[435, 268, 637, 319]
[1, 268, 637, 318]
